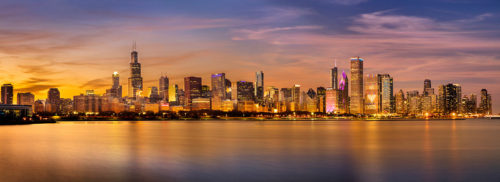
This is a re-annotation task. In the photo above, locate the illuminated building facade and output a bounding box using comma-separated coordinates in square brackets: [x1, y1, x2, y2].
[364, 74, 379, 114]
[255, 71, 264, 104]
[1, 84, 13, 105]
[438, 83, 461, 114]
[169, 84, 178, 104]
[211, 73, 226, 111]
[350, 57, 364, 114]
[17, 92, 35, 110]
[316, 87, 326, 113]
[46, 88, 61, 113]
[184, 77, 202, 109]
[378, 74, 393, 114]
[237, 81, 254, 102]
[395, 89, 406, 115]
[339, 71, 349, 114]
[159, 75, 169, 101]
[480, 89, 492, 115]
[326, 88, 339, 113]
[106, 72, 122, 98]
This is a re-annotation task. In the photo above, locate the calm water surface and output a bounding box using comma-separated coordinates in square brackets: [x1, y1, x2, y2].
[1, 119, 500, 182]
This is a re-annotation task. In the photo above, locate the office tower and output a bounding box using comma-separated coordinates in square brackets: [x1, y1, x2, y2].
[201, 85, 211, 98]
[306, 88, 316, 99]
[178, 89, 185, 106]
[480, 89, 492, 115]
[211, 73, 226, 110]
[350, 57, 364, 114]
[339, 71, 349, 114]
[280, 88, 292, 102]
[378, 74, 393, 113]
[34, 100, 45, 113]
[184, 77, 202, 108]
[304, 90, 317, 113]
[406, 90, 420, 115]
[255, 71, 264, 104]
[316, 87, 326, 113]
[60, 98, 73, 114]
[47, 88, 61, 113]
[17, 92, 35, 111]
[438, 84, 461, 114]
[267, 86, 280, 106]
[364, 74, 379, 114]
[225, 79, 232, 100]
[292, 84, 301, 106]
[423, 79, 432, 96]
[469, 94, 477, 113]
[331, 63, 338, 89]
[149, 87, 160, 103]
[395, 90, 406, 115]
[326, 88, 339, 113]
[73, 94, 102, 113]
[159, 75, 169, 101]
[237, 81, 254, 102]
[128, 43, 143, 98]
[168, 84, 178, 104]
[106, 72, 122, 98]
[1, 84, 13, 105]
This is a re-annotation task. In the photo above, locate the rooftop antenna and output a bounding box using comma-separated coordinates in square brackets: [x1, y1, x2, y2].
[132, 41, 137, 51]
[334, 57, 337, 67]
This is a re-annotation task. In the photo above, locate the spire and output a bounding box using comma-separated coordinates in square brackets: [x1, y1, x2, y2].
[132, 41, 137, 51]
[334, 58, 337, 67]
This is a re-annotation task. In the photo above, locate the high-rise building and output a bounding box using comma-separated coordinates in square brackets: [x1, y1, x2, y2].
[1, 84, 13, 105]
[364, 74, 379, 114]
[292, 84, 301, 108]
[106, 72, 122, 98]
[423, 79, 432, 96]
[331, 63, 338, 89]
[350, 57, 364, 114]
[211, 73, 226, 110]
[17, 92, 35, 110]
[159, 75, 169, 101]
[316, 87, 326, 113]
[480, 89, 492, 115]
[149, 86, 160, 103]
[339, 71, 349, 114]
[438, 83, 461, 115]
[201, 85, 211, 98]
[326, 88, 339, 113]
[395, 89, 406, 115]
[378, 74, 393, 113]
[128, 43, 143, 98]
[255, 71, 264, 104]
[46, 88, 60, 113]
[184, 77, 202, 108]
[225, 79, 232, 100]
[237, 81, 254, 102]
[168, 84, 179, 104]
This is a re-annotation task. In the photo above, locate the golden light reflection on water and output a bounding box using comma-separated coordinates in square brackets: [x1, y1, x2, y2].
[1, 120, 500, 181]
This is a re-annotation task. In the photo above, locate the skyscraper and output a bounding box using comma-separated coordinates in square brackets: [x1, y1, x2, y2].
[423, 79, 432, 96]
[47, 88, 61, 113]
[149, 86, 160, 103]
[438, 83, 461, 115]
[184, 77, 202, 108]
[237, 81, 254, 102]
[480, 89, 492, 115]
[128, 43, 143, 98]
[17, 92, 35, 108]
[1, 84, 13, 105]
[326, 88, 339, 113]
[378, 74, 393, 113]
[106, 72, 122, 98]
[159, 75, 169, 101]
[395, 89, 406, 115]
[339, 71, 349, 114]
[292, 84, 301, 110]
[255, 71, 264, 104]
[364, 74, 379, 114]
[168, 84, 179, 104]
[350, 57, 364, 114]
[225, 79, 232, 100]
[331, 62, 338, 89]
[316, 87, 326, 113]
[211, 73, 226, 110]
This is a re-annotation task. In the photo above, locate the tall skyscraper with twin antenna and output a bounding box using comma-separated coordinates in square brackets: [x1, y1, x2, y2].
[128, 42, 143, 98]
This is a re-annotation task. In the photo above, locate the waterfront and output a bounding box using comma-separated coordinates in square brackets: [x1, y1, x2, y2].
[1, 119, 500, 182]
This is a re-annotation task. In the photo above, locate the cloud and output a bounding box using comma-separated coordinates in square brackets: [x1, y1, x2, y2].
[325, 0, 368, 5]
[80, 78, 109, 89]
[232, 25, 323, 40]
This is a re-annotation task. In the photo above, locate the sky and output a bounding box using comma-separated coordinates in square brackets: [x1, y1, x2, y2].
[0, 0, 499, 113]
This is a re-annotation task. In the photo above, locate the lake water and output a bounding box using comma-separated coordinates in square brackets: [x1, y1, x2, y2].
[1, 119, 500, 182]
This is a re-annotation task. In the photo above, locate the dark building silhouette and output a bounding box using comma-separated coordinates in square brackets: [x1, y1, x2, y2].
[1, 84, 13, 105]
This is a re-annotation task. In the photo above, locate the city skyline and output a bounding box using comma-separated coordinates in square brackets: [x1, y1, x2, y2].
[0, 0, 499, 113]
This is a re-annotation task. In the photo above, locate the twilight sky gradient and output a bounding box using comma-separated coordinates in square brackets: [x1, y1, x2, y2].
[1, 0, 499, 113]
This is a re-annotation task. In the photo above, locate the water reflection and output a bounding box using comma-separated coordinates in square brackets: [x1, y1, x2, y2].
[1, 120, 500, 181]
